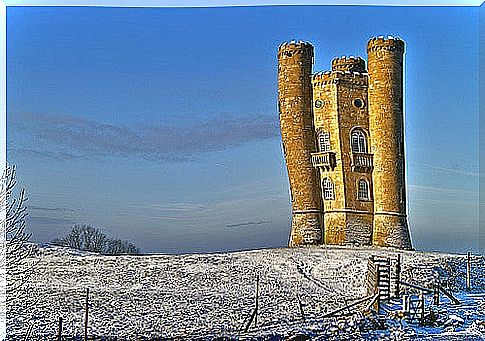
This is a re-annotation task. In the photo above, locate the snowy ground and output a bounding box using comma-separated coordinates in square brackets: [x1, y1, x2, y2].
[6, 244, 485, 340]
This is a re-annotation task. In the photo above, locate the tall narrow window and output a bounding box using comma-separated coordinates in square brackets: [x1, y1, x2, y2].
[351, 129, 367, 153]
[323, 178, 335, 200]
[318, 132, 331, 152]
[358, 179, 369, 200]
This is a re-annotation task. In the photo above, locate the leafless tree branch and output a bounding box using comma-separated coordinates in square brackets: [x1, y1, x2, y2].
[1, 164, 37, 296]
[52, 224, 140, 255]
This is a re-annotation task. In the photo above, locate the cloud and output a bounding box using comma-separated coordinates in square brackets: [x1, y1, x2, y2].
[420, 163, 479, 178]
[9, 111, 279, 162]
[226, 221, 270, 228]
[28, 205, 76, 213]
[26, 216, 73, 226]
[408, 184, 478, 197]
[9, 148, 79, 161]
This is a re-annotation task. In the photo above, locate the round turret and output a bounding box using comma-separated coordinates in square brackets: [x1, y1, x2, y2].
[331, 56, 366, 73]
[277, 40, 314, 61]
[367, 35, 412, 249]
[277, 40, 323, 247]
[367, 35, 405, 53]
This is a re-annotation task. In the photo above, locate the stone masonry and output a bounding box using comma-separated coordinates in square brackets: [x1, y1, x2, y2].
[277, 41, 323, 246]
[277, 36, 413, 250]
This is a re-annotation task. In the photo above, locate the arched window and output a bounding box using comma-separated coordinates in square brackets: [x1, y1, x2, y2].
[318, 132, 331, 152]
[351, 129, 367, 153]
[358, 179, 369, 200]
[323, 178, 335, 200]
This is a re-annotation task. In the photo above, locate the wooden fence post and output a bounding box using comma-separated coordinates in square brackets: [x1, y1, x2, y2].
[243, 274, 260, 333]
[466, 251, 471, 291]
[433, 281, 440, 306]
[419, 292, 425, 326]
[254, 274, 259, 328]
[438, 283, 460, 305]
[84, 288, 89, 341]
[395, 254, 401, 298]
[297, 293, 305, 323]
[57, 316, 63, 341]
[376, 291, 381, 315]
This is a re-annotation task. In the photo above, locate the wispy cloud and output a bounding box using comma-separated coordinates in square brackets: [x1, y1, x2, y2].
[408, 184, 478, 206]
[420, 163, 479, 178]
[10, 148, 79, 161]
[26, 216, 73, 226]
[408, 184, 478, 197]
[226, 221, 270, 228]
[122, 195, 284, 227]
[28, 205, 76, 213]
[9, 111, 279, 162]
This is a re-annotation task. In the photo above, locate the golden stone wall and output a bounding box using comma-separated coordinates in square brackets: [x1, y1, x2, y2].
[278, 36, 412, 250]
[312, 72, 346, 245]
[367, 37, 412, 249]
[312, 66, 374, 246]
[277, 41, 323, 246]
[336, 71, 374, 246]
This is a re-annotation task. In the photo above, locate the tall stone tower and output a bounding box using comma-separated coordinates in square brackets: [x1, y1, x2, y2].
[277, 36, 412, 250]
[311, 57, 374, 246]
[277, 41, 323, 246]
[367, 36, 412, 249]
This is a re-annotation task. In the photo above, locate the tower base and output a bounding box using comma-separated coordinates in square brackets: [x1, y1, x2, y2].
[289, 212, 323, 246]
[324, 212, 373, 246]
[372, 214, 412, 249]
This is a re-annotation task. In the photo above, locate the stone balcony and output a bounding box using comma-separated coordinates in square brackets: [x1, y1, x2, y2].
[311, 151, 337, 170]
[351, 152, 373, 171]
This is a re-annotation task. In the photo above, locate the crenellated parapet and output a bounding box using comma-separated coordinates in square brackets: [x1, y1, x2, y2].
[331, 56, 366, 73]
[311, 71, 333, 86]
[367, 36, 405, 53]
[277, 40, 314, 61]
[312, 70, 368, 88]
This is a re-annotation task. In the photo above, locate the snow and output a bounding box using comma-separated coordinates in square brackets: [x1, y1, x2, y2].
[445, 314, 464, 325]
[5, 244, 485, 340]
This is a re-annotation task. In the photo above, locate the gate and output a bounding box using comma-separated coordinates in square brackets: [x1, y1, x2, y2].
[367, 255, 402, 313]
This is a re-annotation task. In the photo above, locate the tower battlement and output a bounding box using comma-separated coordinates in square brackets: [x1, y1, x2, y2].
[277, 40, 314, 60]
[311, 71, 333, 85]
[367, 36, 405, 53]
[331, 56, 366, 73]
[312, 70, 368, 88]
[278, 35, 412, 250]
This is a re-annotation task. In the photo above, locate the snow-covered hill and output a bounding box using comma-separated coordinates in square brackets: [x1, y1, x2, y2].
[6, 245, 485, 340]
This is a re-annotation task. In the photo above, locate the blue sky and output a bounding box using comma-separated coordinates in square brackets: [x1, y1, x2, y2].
[7, 5, 479, 254]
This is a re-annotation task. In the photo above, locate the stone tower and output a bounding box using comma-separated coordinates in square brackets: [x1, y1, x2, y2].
[277, 41, 323, 246]
[367, 36, 412, 249]
[277, 36, 412, 250]
[311, 57, 374, 246]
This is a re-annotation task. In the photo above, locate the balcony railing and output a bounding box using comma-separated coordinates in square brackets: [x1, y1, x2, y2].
[351, 152, 373, 171]
[311, 151, 336, 170]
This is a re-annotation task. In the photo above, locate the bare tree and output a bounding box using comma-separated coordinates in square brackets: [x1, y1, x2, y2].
[1, 164, 36, 293]
[80, 225, 107, 252]
[105, 238, 139, 255]
[52, 224, 82, 250]
[53, 225, 139, 255]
